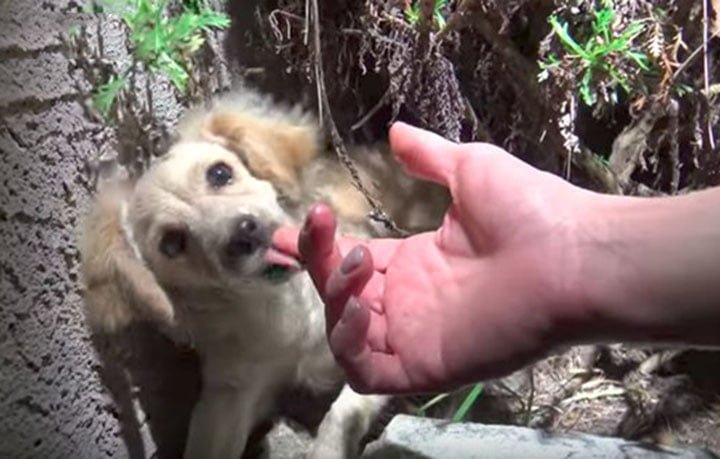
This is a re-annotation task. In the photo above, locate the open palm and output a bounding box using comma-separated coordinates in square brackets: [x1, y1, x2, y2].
[275, 123, 590, 394]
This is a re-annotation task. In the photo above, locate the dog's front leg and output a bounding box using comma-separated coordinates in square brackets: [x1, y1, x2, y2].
[184, 377, 266, 459]
[309, 385, 390, 459]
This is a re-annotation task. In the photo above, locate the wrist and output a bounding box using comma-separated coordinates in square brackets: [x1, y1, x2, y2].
[556, 189, 720, 348]
[554, 193, 648, 346]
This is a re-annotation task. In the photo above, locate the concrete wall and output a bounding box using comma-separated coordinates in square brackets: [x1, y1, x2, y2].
[0, 1, 226, 457]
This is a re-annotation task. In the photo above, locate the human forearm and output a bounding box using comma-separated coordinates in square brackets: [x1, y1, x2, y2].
[565, 189, 720, 347]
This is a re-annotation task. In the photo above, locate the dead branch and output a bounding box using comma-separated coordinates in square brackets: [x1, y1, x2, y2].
[417, 0, 436, 54]
[524, 367, 535, 426]
[671, 29, 720, 83]
[702, 0, 717, 150]
[667, 99, 681, 193]
[463, 95, 491, 142]
[351, 87, 391, 132]
[609, 102, 666, 185]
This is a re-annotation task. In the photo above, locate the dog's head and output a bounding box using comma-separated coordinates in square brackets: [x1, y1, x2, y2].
[125, 139, 303, 290]
[79, 96, 319, 331]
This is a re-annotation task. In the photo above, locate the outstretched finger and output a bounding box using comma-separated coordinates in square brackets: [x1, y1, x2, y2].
[389, 122, 464, 188]
[329, 297, 414, 394]
[324, 245, 374, 330]
[299, 204, 343, 294]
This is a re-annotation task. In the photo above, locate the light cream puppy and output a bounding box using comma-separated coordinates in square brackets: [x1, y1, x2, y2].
[79, 90, 447, 459]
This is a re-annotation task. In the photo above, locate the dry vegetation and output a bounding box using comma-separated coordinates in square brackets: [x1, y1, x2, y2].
[230, 0, 720, 452]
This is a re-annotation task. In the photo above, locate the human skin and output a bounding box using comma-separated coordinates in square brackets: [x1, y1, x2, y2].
[273, 122, 720, 395]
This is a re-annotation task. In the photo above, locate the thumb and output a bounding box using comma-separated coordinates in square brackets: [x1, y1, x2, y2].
[389, 122, 464, 188]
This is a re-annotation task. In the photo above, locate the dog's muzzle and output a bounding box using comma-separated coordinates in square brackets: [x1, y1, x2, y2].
[225, 214, 270, 259]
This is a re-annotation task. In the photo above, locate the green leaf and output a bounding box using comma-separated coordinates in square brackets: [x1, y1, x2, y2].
[592, 8, 615, 40]
[65, 25, 82, 41]
[435, 11, 446, 29]
[452, 384, 484, 422]
[626, 50, 650, 70]
[602, 62, 630, 92]
[404, 3, 420, 25]
[197, 9, 230, 29]
[579, 68, 596, 106]
[89, 0, 231, 105]
[93, 73, 129, 118]
[549, 16, 591, 61]
[434, 0, 447, 28]
[404, 0, 447, 27]
[183, 34, 206, 54]
[675, 83, 694, 96]
[132, 25, 165, 62]
[538, 53, 561, 82]
[622, 21, 646, 40]
[157, 53, 189, 91]
[171, 11, 199, 40]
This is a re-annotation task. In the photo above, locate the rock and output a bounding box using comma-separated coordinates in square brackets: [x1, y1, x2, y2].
[362, 415, 719, 459]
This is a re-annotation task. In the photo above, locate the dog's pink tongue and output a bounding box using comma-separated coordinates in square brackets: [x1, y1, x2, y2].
[266, 227, 303, 271]
[264, 247, 302, 271]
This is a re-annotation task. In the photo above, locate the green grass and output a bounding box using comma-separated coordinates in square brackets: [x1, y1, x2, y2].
[451, 383, 485, 422]
[88, 0, 230, 118]
[404, 0, 448, 29]
[539, 2, 652, 106]
[417, 383, 485, 422]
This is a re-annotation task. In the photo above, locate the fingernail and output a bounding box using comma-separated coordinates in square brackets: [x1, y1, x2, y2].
[300, 210, 315, 244]
[340, 246, 364, 274]
[339, 297, 361, 324]
[302, 210, 313, 232]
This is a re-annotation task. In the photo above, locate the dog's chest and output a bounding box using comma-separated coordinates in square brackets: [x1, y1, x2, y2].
[176, 275, 326, 361]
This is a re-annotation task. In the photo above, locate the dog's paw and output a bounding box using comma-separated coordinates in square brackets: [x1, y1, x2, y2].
[307, 423, 356, 459]
[306, 441, 349, 459]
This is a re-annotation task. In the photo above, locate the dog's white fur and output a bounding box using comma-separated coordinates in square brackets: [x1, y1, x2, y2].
[78, 89, 447, 458]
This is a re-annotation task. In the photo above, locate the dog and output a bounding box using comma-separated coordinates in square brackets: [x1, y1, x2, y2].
[78, 89, 449, 458]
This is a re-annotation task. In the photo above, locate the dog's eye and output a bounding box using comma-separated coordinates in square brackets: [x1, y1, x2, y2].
[206, 162, 233, 188]
[159, 229, 187, 258]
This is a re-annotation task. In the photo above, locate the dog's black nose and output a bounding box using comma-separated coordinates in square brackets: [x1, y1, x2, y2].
[226, 215, 266, 258]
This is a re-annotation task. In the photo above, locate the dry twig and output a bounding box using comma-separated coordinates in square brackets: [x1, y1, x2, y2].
[524, 367, 535, 426]
[417, 0, 436, 54]
[703, 0, 717, 150]
[351, 87, 391, 132]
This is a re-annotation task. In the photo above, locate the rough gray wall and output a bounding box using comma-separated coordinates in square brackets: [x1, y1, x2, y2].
[0, 1, 202, 457]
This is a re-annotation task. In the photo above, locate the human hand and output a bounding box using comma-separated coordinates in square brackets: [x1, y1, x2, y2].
[274, 122, 596, 394]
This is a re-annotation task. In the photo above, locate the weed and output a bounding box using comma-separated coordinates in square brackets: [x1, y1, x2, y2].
[93, 73, 130, 117]
[416, 392, 451, 417]
[416, 383, 485, 422]
[452, 383, 485, 422]
[89, 0, 230, 118]
[404, 0, 448, 29]
[539, 2, 652, 107]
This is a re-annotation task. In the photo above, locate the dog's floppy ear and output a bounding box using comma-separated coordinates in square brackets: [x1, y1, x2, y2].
[202, 111, 319, 200]
[78, 182, 175, 333]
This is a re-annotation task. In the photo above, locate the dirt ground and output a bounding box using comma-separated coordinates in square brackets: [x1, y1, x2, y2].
[465, 346, 720, 452]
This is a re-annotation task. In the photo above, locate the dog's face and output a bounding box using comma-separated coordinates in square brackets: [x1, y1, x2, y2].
[78, 98, 368, 329]
[125, 140, 299, 291]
